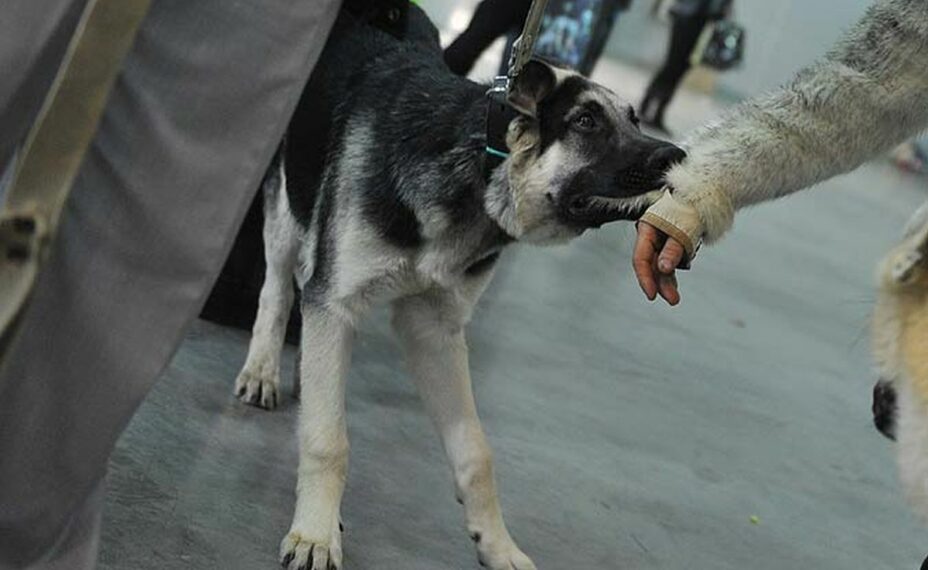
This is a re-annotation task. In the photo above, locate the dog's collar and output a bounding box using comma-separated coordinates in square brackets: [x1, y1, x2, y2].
[483, 77, 521, 182]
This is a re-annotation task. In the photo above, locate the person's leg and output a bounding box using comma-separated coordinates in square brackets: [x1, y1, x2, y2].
[579, 3, 624, 76]
[444, 0, 531, 76]
[641, 17, 683, 124]
[0, 0, 341, 567]
[647, 15, 707, 127]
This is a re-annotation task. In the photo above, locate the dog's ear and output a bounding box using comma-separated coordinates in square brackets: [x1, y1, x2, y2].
[507, 59, 557, 118]
[888, 229, 928, 285]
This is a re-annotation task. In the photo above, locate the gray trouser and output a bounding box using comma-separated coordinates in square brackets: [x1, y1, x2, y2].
[0, 1, 341, 567]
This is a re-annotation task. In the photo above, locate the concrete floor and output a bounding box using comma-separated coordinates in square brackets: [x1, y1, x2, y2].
[100, 18, 928, 570]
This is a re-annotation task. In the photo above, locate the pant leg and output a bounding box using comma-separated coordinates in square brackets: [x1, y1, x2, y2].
[0, 0, 341, 567]
[641, 14, 706, 121]
[443, 0, 531, 76]
[31, 481, 105, 570]
[580, 4, 624, 76]
[0, 0, 89, 168]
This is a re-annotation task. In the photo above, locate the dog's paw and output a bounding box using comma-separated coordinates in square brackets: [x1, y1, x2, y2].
[279, 527, 343, 570]
[471, 531, 536, 570]
[234, 369, 279, 410]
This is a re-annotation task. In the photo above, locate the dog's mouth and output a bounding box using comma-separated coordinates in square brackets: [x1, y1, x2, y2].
[558, 168, 667, 228]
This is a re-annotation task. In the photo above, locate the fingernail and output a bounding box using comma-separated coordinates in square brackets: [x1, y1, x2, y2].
[658, 259, 671, 272]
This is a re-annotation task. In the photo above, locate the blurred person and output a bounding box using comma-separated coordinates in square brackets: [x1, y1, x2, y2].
[443, 0, 532, 75]
[891, 134, 928, 174]
[0, 0, 352, 567]
[443, 0, 631, 77]
[580, 0, 632, 74]
[639, 0, 733, 133]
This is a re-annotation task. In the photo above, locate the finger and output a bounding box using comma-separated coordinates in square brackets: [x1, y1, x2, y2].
[656, 270, 680, 306]
[633, 223, 665, 301]
[657, 237, 687, 274]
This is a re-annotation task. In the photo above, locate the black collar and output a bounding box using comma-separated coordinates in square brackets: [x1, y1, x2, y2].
[483, 77, 521, 183]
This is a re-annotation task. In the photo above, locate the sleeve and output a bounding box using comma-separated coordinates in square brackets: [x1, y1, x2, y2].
[663, 0, 928, 244]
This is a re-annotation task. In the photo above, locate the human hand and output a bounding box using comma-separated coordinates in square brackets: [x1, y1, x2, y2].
[632, 220, 687, 306]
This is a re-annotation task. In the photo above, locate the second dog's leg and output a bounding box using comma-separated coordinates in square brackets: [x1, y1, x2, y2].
[280, 302, 353, 570]
[393, 294, 536, 570]
[234, 167, 300, 409]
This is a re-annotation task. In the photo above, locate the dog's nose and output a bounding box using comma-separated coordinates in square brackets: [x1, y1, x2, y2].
[646, 144, 686, 172]
[873, 378, 898, 441]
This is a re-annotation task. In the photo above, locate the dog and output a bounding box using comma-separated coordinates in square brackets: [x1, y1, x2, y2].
[233, 7, 684, 569]
[872, 202, 928, 524]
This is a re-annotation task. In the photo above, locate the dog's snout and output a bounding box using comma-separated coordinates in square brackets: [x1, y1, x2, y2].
[646, 144, 686, 172]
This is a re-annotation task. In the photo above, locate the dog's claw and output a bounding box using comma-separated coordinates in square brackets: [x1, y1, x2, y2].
[234, 370, 280, 410]
[280, 530, 341, 570]
[467, 527, 536, 570]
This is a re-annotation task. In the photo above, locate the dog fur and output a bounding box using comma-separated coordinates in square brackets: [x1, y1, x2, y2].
[665, 0, 928, 243]
[233, 7, 683, 570]
[873, 202, 928, 522]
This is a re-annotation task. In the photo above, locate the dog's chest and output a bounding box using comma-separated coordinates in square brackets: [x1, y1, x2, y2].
[333, 237, 499, 310]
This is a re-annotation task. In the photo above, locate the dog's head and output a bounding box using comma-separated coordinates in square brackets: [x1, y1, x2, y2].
[497, 60, 685, 243]
[871, 203, 928, 441]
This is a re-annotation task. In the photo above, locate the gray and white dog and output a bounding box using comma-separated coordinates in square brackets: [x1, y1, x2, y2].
[233, 7, 683, 570]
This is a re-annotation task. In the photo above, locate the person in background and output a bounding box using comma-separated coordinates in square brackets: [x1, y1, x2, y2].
[444, 0, 631, 77]
[891, 134, 928, 174]
[443, 0, 532, 76]
[639, 0, 733, 133]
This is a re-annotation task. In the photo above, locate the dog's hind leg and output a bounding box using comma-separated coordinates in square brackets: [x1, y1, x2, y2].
[235, 155, 301, 410]
[393, 291, 537, 570]
[280, 300, 353, 570]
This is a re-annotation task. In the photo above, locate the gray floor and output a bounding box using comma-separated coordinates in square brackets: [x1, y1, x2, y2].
[100, 64, 928, 570]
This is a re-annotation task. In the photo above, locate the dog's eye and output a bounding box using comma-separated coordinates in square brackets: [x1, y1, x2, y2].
[573, 113, 596, 131]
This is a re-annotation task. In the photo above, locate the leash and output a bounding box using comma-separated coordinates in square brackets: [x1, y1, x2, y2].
[0, 0, 152, 369]
[483, 0, 550, 180]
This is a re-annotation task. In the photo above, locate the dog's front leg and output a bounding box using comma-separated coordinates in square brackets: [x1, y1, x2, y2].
[235, 173, 300, 410]
[280, 302, 353, 570]
[393, 295, 536, 570]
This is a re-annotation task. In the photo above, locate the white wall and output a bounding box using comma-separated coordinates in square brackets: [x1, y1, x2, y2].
[605, 0, 872, 98]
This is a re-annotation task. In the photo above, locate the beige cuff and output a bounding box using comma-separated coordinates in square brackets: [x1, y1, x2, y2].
[639, 189, 704, 264]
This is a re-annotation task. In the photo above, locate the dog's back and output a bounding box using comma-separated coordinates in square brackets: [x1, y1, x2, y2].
[281, 5, 444, 227]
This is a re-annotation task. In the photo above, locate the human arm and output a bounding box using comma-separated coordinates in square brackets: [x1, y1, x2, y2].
[635, 0, 928, 303]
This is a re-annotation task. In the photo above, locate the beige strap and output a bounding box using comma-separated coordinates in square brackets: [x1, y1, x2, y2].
[639, 188, 704, 265]
[0, 0, 152, 358]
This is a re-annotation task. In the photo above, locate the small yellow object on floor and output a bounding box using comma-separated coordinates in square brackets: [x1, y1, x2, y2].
[750, 515, 760, 525]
